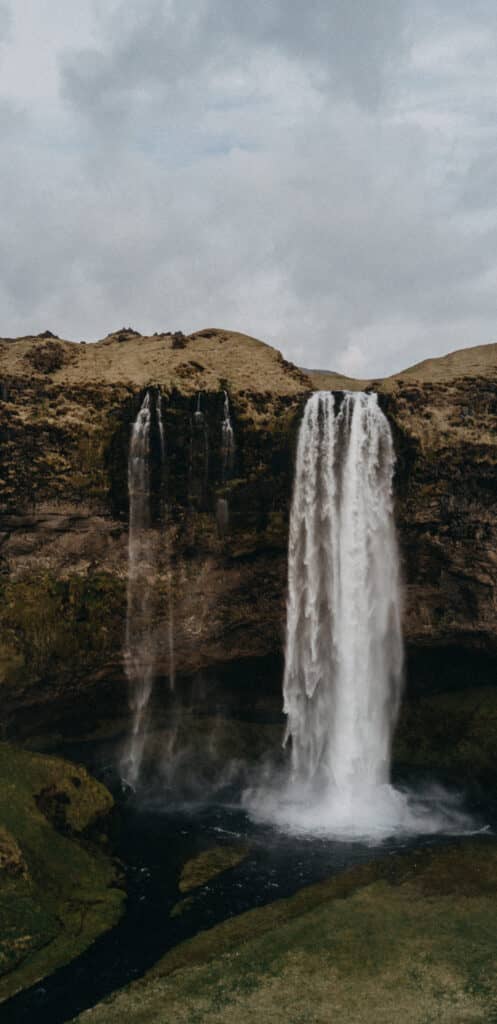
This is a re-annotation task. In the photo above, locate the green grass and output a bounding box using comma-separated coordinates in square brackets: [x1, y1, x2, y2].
[394, 686, 497, 782]
[0, 743, 124, 1001]
[179, 845, 249, 894]
[77, 840, 497, 1024]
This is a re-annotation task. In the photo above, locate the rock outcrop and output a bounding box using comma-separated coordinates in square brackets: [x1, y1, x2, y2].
[0, 743, 123, 1001]
[2, 327, 497, 735]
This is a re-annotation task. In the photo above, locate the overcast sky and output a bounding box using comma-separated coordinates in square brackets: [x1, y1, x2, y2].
[0, 1, 496, 376]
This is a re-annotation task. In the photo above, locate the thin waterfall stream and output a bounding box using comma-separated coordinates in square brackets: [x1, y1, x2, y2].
[157, 388, 176, 692]
[221, 389, 235, 476]
[122, 389, 174, 786]
[216, 389, 235, 533]
[122, 392, 156, 788]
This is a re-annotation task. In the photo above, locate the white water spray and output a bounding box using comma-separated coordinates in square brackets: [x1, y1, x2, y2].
[248, 391, 475, 838]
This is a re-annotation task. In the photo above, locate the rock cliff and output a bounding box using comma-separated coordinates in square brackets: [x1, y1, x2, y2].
[2, 327, 497, 736]
[310, 345, 497, 672]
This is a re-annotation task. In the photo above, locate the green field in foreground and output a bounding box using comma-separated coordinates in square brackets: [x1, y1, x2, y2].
[76, 839, 497, 1024]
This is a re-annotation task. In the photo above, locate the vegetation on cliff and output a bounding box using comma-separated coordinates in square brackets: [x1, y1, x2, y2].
[3, 328, 497, 776]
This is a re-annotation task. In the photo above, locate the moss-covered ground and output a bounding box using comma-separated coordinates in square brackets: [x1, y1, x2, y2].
[0, 572, 125, 695]
[76, 838, 497, 1023]
[394, 685, 497, 783]
[179, 845, 249, 895]
[170, 845, 250, 920]
[0, 743, 124, 1002]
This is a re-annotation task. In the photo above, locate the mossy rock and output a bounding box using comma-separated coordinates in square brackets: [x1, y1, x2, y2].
[0, 571, 125, 694]
[394, 685, 497, 783]
[0, 743, 124, 1002]
[179, 845, 249, 894]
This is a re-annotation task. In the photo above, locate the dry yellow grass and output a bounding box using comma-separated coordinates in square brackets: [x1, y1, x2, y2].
[3, 328, 497, 394]
[388, 340, 497, 384]
[0, 328, 310, 398]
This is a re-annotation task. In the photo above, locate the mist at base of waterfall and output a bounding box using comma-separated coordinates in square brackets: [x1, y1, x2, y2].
[244, 770, 484, 842]
[249, 783, 481, 841]
[122, 716, 483, 841]
[258, 388, 478, 844]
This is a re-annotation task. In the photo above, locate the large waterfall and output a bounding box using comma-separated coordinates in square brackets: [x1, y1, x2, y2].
[279, 390, 405, 832]
[283, 391, 403, 794]
[248, 389, 471, 837]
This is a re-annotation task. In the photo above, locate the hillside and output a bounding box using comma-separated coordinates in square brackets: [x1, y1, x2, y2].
[0, 327, 309, 397]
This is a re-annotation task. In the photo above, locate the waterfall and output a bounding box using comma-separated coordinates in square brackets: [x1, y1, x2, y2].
[217, 390, 235, 534]
[155, 389, 175, 691]
[221, 391, 235, 478]
[122, 392, 156, 787]
[161, 392, 176, 692]
[194, 391, 204, 424]
[190, 392, 209, 507]
[245, 388, 473, 837]
[157, 388, 166, 465]
[283, 390, 403, 804]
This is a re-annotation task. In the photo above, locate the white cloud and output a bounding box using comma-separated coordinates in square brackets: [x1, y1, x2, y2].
[0, 0, 496, 375]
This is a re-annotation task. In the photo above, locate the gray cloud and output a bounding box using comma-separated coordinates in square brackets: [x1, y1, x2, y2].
[61, 1, 405, 124]
[0, 0, 496, 376]
[0, 2, 11, 42]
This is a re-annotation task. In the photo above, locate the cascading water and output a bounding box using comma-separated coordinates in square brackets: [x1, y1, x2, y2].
[221, 390, 235, 477]
[194, 391, 204, 424]
[156, 388, 175, 691]
[122, 392, 156, 787]
[217, 390, 235, 534]
[157, 388, 166, 464]
[190, 392, 209, 508]
[248, 390, 474, 838]
[283, 390, 402, 817]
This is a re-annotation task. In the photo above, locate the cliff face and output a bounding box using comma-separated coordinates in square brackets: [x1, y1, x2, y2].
[2, 328, 497, 733]
[0, 329, 309, 730]
[380, 346, 497, 663]
[310, 345, 497, 665]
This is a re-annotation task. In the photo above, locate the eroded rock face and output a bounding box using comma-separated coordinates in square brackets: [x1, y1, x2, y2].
[310, 345, 497, 673]
[0, 329, 308, 730]
[2, 328, 497, 732]
[379, 368, 497, 661]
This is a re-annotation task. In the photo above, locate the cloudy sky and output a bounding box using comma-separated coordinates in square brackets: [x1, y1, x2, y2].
[0, 1, 496, 375]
